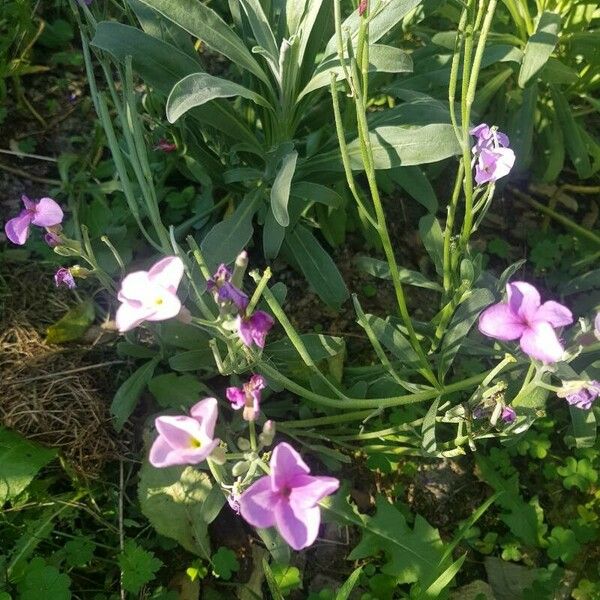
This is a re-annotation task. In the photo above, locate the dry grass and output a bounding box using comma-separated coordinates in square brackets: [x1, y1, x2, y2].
[0, 261, 126, 476]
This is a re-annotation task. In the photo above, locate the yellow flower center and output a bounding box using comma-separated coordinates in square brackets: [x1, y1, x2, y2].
[189, 437, 202, 449]
[154, 296, 164, 306]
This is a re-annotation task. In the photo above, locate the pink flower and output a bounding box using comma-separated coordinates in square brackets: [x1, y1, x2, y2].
[557, 381, 600, 410]
[155, 138, 177, 153]
[226, 374, 266, 421]
[239, 442, 339, 550]
[149, 397, 220, 468]
[5, 195, 63, 245]
[55, 268, 76, 290]
[358, 0, 368, 16]
[116, 256, 185, 332]
[478, 281, 573, 364]
[501, 406, 516, 423]
[470, 123, 515, 185]
[595, 313, 600, 339]
[207, 264, 248, 310]
[237, 311, 274, 348]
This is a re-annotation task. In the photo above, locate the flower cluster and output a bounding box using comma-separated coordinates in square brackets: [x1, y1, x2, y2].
[557, 381, 600, 411]
[470, 123, 515, 185]
[479, 281, 573, 364]
[5, 195, 63, 246]
[227, 374, 266, 421]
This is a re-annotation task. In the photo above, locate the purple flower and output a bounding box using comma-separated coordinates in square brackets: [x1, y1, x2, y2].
[207, 264, 248, 310]
[237, 311, 274, 348]
[479, 281, 573, 364]
[54, 268, 76, 290]
[470, 123, 515, 185]
[358, 0, 368, 16]
[44, 230, 62, 247]
[5, 195, 63, 245]
[116, 256, 185, 332]
[154, 138, 177, 153]
[239, 442, 339, 550]
[149, 397, 220, 468]
[557, 381, 600, 410]
[595, 313, 600, 339]
[501, 406, 516, 423]
[227, 491, 241, 514]
[226, 374, 266, 421]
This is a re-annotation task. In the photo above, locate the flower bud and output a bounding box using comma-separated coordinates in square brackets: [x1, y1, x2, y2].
[237, 437, 251, 451]
[258, 420, 276, 447]
[232, 460, 250, 477]
[231, 250, 248, 289]
[210, 446, 226, 465]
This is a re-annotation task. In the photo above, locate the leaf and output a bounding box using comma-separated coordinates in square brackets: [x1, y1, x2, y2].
[419, 214, 444, 276]
[169, 349, 217, 372]
[423, 554, 466, 599]
[201, 192, 261, 271]
[45, 300, 95, 344]
[335, 566, 363, 600]
[262, 558, 285, 600]
[324, 493, 448, 588]
[270, 563, 302, 595]
[422, 397, 441, 454]
[255, 528, 291, 566]
[551, 86, 593, 178]
[148, 373, 203, 408]
[518, 12, 561, 87]
[361, 314, 420, 367]
[136, 0, 269, 84]
[569, 405, 597, 448]
[239, 0, 279, 61]
[0, 428, 57, 506]
[166, 73, 272, 123]
[271, 150, 298, 227]
[438, 289, 495, 378]
[282, 224, 349, 308]
[291, 182, 343, 208]
[388, 166, 438, 213]
[546, 527, 580, 563]
[64, 537, 96, 568]
[138, 462, 223, 557]
[211, 547, 239, 580]
[111, 357, 160, 432]
[17, 557, 71, 600]
[355, 256, 442, 291]
[510, 83, 538, 173]
[263, 207, 286, 259]
[118, 540, 162, 594]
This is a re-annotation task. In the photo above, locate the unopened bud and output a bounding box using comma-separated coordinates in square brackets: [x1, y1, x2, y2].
[70, 264, 91, 278]
[210, 446, 226, 465]
[258, 420, 276, 447]
[231, 250, 248, 288]
[232, 460, 250, 477]
[237, 437, 251, 451]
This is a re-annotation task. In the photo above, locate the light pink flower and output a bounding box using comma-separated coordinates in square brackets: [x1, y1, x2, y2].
[149, 397, 220, 468]
[239, 442, 339, 550]
[470, 123, 515, 185]
[237, 311, 274, 348]
[116, 256, 184, 332]
[5, 195, 63, 245]
[595, 313, 600, 339]
[478, 281, 573, 364]
[55, 267, 76, 290]
[226, 374, 266, 421]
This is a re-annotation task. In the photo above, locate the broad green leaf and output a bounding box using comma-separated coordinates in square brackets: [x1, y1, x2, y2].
[160, 320, 213, 350]
[438, 289, 495, 378]
[388, 166, 438, 212]
[118, 540, 162, 594]
[282, 224, 349, 307]
[263, 207, 286, 259]
[169, 349, 215, 372]
[166, 73, 273, 123]
[305, 124, 461, 173]
[256, 528, 291, 565]
[212, 546, 240, 580]
[148, 373, 203, 408]
[271, 150, 298, 227]
[510, 83, 537, 173]
[270, 563, 302, 595]
[17, 558, 71, 600]
[559, 268, 600, 295]
[323, 0, 421, 56]
[539, 57, 579, 85]
[138, 462, 222, 558]
[418, 214, 444, 276]
[518, 12, 561, 88]
[136, 0, 269, 84]
[299, 44, 412, 99]
[201, 192, 261, 270]
[355, 256, 442, 291]
[551, 86, 593, 178]
[111, 357, 160, 432]
[0, 429, 57, 505]
[45, 300, 95, 344]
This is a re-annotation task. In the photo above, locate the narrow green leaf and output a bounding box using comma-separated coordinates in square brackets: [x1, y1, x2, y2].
[388, 166, 438, 213]
[421, 397, 441, 454]
[262, 558, 285, 600]
[271, 150, 298, 227]
[335, 566, 363, 600]
[111, 357, 160, 431]
[518, 11, 561, 88]
[569, 405, 597, 448]
[418, 214, 444, 276]
[166, 73, 273, 123]
[422, 554, 466, 599]
[282, 224, 349, 307]
[291, 181, 343, 208]
[355, 256, 443, 291]
[239, 0, 279, 61]
[263, 207, 286, 259]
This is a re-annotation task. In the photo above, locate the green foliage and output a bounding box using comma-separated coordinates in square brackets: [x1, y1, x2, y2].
[45, 300, 95, 344]
[270, 563, 302, 596]
[211, 547, 239, 580]
[557, 457, 598, 492]
[118, 540, 163, 594]
[148, 372, 203, 408]
[63, 536, 96, 568]
[546, 526, 580, 563]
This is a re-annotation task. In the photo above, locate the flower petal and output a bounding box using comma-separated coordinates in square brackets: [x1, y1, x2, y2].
[289, 475, 340, 508]
[226, 387, 245, 410]
[149, 436, 218, 467]
[118, 271, 152, 302]
[145, 291, 182, 322]
[520, 321, 564, 364]
[274, 501, 321, 550]
[30, 197, 63, 227]
[155, 415, 204, 449]
[115, 301, 153, 332]
[271, 443, 310, 492]
[534, 301, 573, 328]
[4, 212, 32, 245]
[190, 397, 219, 440]
[239, 476, 278, 529]
[148, 256, 184, 294]
[507, 281, 541, 322]
[478, 303, 526, 341]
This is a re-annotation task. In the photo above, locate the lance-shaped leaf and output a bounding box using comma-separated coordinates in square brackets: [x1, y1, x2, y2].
[166, 73, 273, 123]
[518, 11, 561, 88]
[270, 150, 298, 227]
[136, 0, 270, 84]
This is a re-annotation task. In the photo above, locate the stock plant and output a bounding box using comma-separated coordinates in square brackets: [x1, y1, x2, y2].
[2, 0, 600, 597]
